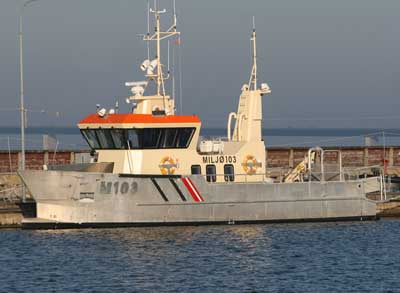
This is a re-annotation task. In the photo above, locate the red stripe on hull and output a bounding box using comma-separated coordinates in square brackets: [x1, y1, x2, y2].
[186, 178, 204, 202]
[181, 178, 204, 202]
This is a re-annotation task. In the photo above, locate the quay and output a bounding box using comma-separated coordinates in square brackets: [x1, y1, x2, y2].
[1, 146, 400, 173]
[0, 203, 22, 228]
[1, 146, 400, 228]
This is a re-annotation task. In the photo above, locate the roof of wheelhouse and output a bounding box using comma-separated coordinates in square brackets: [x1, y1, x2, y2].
[78, 114, 201, 126]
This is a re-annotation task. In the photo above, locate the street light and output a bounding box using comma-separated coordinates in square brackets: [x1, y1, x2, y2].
[19, 0, 39, 202]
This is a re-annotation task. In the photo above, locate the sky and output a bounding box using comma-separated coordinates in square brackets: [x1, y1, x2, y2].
[0, 0, 399, 128]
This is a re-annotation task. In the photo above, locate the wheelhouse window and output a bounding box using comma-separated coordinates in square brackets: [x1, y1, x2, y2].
[80, 127, 195, 150]
[206, 164, 216, 183]
[191, 165, 201, 175]
[177, 128, 194, 148]
[164, 128, 179, 148]
[142, 128, 163, 148]
[110, 128, 126, 149]
[127, 129, 141, 148]
[224, 164, 234, 182]
[81, 129, 100, 149]
[96, 129, 115, 149]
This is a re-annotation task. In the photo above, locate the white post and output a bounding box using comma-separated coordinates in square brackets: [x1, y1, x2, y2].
[252, 16, 257, 90]
[19, 5, 26, 201]
[7, 137, 12, 173]
[339, 150, 344, 181]
[19, 0, 40, 201]
[52, 140, 59, 164]
[383, 173, 387, 201]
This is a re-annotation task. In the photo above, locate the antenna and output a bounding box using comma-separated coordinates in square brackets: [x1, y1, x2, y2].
[173, 0, 177, 27]
[167, 40, 170, 72]
[178, 42, 183, 114]
[172, 0, 177, 106]
[141, 1, 180, 111]
[146, 0, 150, 60]
[172, 35, 176, 101]
[248, 16, 257, 90]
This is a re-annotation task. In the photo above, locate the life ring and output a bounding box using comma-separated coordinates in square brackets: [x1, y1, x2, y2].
[159, 156, 178, 175]
[241, 155, 261, 175]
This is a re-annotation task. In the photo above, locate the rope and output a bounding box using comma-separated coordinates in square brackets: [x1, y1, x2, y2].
[0, 186, 22, 194]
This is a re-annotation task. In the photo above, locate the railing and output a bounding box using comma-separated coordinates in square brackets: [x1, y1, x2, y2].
[199, 170, 370, 184]
[342, 165, 381, 179]
[0, 186, 22, 203]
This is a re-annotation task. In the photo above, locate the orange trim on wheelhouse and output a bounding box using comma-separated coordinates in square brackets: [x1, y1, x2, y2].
[79, 114, 201, 124]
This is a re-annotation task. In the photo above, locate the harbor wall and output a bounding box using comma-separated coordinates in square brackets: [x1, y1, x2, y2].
[0, 147, 399, 173]
[0, 203, 22, 228]
[0, 150, 88, 173]
[265, 146, 399, 169]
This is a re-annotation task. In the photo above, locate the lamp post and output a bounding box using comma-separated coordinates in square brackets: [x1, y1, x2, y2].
[19, 0, 39, 202]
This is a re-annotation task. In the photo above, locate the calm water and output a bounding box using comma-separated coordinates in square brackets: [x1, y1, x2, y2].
[1, 220, 400, 292]
[1, 128, 400, 150]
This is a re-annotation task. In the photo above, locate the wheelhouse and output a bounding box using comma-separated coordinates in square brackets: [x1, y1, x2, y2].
[78, 113, 201, 151]
[81, 127, 196, 150]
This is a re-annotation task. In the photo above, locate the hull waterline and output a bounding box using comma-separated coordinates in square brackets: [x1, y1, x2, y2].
[19, 170, 378, 229]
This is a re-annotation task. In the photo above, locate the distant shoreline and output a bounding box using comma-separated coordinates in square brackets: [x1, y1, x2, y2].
[0, 127, 398, 137]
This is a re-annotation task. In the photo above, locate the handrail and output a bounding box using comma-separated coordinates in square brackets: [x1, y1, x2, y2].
[307, 147, 324, 182]
[227, 112, 237, 141]
[195, 170, 368, 184]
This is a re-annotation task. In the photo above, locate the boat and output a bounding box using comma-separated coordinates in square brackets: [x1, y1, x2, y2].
[18, 5, 379, 229]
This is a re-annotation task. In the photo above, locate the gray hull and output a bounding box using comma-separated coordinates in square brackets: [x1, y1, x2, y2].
[18, 170, 378, 229]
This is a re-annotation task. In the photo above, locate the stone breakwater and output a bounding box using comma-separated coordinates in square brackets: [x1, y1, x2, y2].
[0, 174, 23, 227]
[0, 203, 23, 228]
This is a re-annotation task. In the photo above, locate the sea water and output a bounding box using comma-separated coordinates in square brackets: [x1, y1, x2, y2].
[1, 219, 400, 292]
[1, 128, 400, 150]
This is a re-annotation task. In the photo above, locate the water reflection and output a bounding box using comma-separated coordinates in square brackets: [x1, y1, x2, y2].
[2, 220, 400, 292]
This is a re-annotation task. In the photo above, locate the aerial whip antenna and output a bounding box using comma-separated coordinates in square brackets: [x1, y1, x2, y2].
[172, 43, 175, 100]
[178, 42, 183, 114]
[146, 0, 150, 60]
[248, 16, 258, 90]
[167, 40, 170, 72]
[173, 0, 177, 27]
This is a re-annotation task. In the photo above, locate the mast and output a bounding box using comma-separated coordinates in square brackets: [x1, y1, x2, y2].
[141, 4, 180, 109]
[126, 3, 180, 115]
[229, 18, 271, 142]
[156, 10, 162, 97]
[249, 16, 257, 90]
